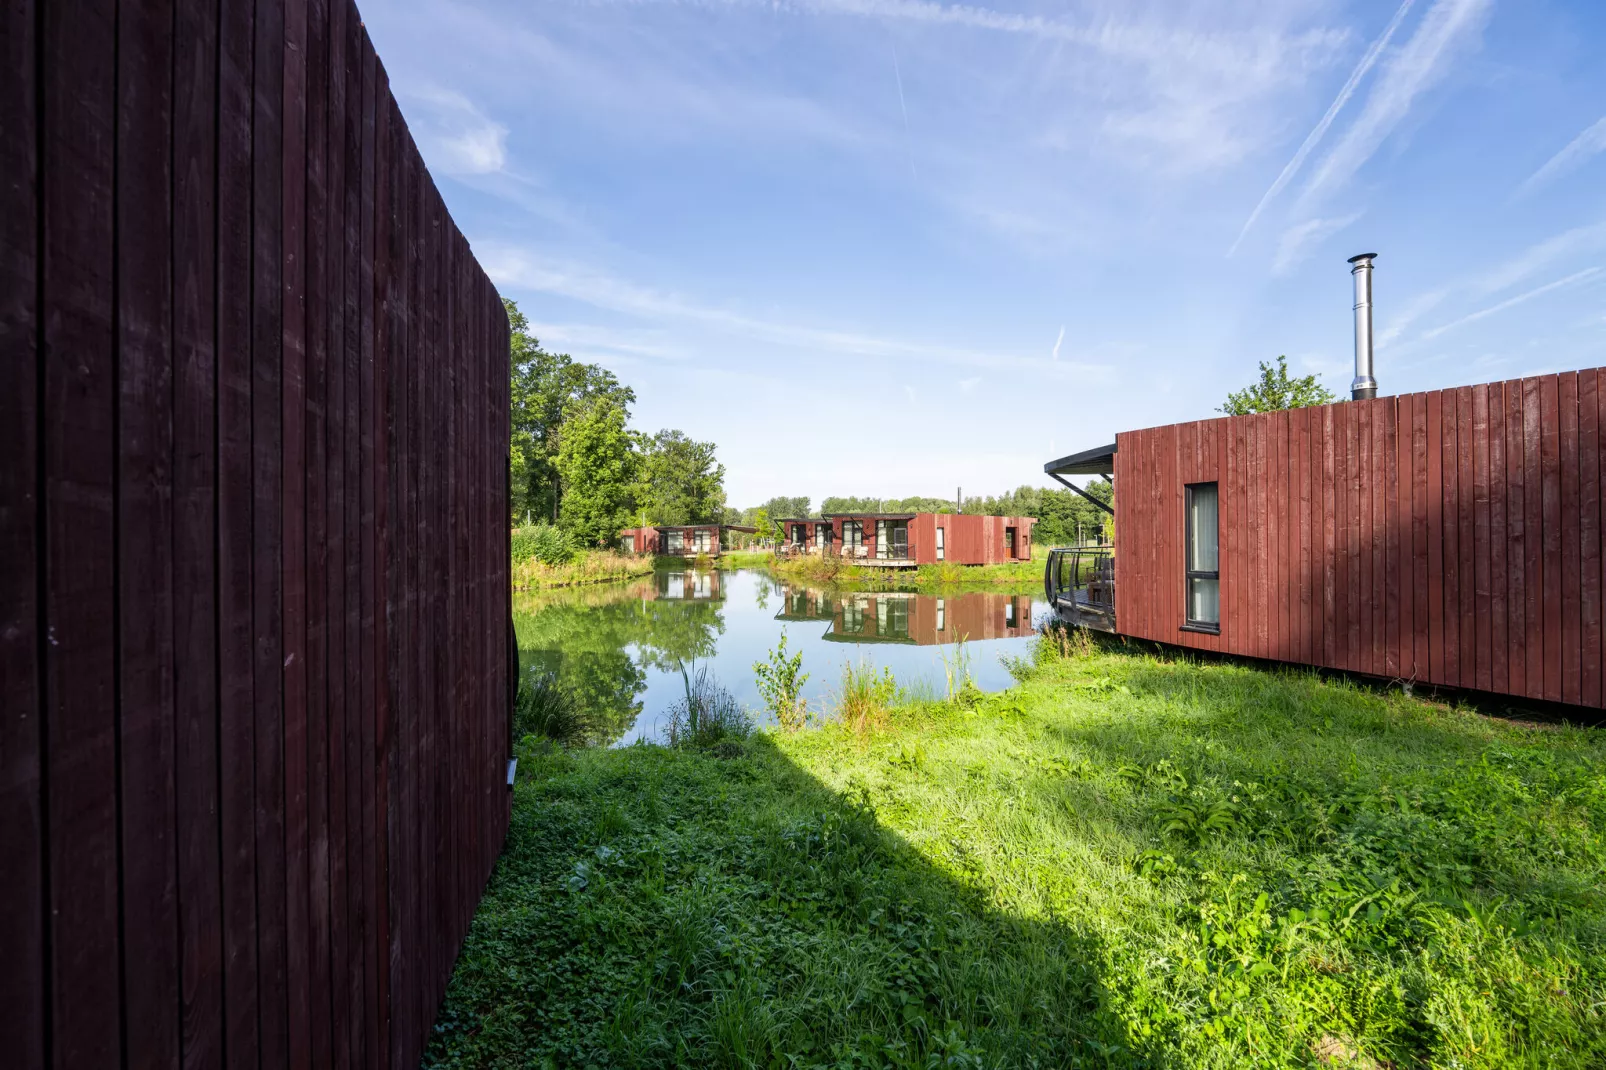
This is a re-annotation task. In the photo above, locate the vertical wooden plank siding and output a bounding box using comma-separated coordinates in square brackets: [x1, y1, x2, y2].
[0, 0, 42, 1063]
[42, 0, 122, 1063]
[1111, 369, 1606, 708]
[5, 0, 514, 1064]
[1581, 370, 1602, 708]
[118, 0, 182, 1064]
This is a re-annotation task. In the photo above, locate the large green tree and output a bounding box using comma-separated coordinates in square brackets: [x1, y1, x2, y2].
[638, 429, 726, 525]
[507, 297, 635, 524]
[1219, 355, 1336, 416]
[555, 398, 639, 547]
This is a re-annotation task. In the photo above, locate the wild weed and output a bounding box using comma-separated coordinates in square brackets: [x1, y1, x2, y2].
[834, 659, 899, 736]
[1037, 618, 1093, 660]
[939, 635, 981, 705]
[753, 629, 809, 731]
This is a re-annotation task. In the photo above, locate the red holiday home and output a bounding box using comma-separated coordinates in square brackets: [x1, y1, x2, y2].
[775, 513, 1036, 568]
[617, 524, 754, 557]
[1045, 365, 1606, 710]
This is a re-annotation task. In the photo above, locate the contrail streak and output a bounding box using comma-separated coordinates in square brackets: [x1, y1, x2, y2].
[1227, 0, 1415, 256]
[892, 42, 917, 184]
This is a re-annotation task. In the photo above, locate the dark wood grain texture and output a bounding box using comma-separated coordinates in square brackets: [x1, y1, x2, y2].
[11, 0, 512, 1064]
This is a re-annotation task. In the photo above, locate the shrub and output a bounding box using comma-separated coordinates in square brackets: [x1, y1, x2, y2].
[664, 666, 751, 749]
[753, 630, 809, 731]
[510, 523, 574, 566]
[513, 672, 590, 746]
[834, 660, 899, 736]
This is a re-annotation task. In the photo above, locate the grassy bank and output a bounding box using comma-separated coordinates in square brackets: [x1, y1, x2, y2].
[714, 549, 774, 569]
[511, 549, 654, 591]
[766, 551, 1043, 592]
[427, 635, 1604, 1068]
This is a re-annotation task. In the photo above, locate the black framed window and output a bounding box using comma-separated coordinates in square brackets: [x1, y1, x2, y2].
[1185, 483, 1220, 632]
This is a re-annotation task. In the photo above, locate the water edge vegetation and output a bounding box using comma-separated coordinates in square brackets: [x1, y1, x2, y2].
[427, 626, 1605, 1069]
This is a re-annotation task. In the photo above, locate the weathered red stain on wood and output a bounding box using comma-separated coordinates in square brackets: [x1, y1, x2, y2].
[3, 0, 512, 1065]
[1112, 369, 1605, 708]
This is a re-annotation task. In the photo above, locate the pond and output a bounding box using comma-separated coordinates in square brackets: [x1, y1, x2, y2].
[513, 568, 1049, 745]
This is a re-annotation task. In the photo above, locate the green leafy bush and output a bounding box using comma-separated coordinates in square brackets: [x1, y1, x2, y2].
[753, 629, 809, 731]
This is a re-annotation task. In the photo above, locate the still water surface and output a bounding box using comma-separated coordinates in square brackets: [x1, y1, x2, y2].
[513, 568, 1047, 745]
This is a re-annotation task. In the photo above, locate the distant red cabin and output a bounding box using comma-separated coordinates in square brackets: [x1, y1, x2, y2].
[1045, 366, 1605, 710]
[775, 513, 1035, 568]
[618, 523, 754, 557]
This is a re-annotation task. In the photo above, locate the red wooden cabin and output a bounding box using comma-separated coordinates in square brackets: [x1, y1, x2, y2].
[618, 524, 754, 557]
[775, 513, 1035, 568]
[1045, 366, 1605, 710]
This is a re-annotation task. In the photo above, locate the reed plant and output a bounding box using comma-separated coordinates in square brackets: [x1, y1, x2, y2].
[663, 665, 751, 751]
[512, 672, 590, 746]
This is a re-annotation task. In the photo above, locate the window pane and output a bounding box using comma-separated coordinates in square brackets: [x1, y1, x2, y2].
[1189, 484, 1218, 572]
[1189, 576, 1219, 624]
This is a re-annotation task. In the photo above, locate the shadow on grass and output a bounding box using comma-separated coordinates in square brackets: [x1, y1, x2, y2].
[423, 733, 1136, 1069]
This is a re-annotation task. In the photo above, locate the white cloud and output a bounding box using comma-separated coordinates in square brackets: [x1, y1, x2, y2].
[398, 86, 508, 175]
[1295, 0, 1491, 212]
[1376, 288, 1448, 347]
[1421, 268, 1603, 339]
[958, 375, 981, 391]
[1229, 0, 1415, 254]
[1516, 116, 1606, 198]
[1272, 212, 1362, 274]
[1465, 219, 1606, 297]
[482, 245, 1114, 376]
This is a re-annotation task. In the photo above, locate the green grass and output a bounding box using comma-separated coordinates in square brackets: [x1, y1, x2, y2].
[718, 550, 776, 569]
[427, 637, 1606, 1069]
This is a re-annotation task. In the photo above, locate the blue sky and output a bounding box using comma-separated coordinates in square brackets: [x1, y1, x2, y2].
[363, 0, 1606, 507]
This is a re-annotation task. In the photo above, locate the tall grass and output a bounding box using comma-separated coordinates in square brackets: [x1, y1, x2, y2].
[832, 659, 899, 736]
[510, 548, 651, 591]
[663, 665, 752, 751]
[512, 672, 590, 746]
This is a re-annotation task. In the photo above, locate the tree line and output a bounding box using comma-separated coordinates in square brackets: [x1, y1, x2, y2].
[507, 299, 725, 547]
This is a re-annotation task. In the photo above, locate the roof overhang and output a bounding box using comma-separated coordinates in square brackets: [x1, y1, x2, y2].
[1043, 442, 1116, 477]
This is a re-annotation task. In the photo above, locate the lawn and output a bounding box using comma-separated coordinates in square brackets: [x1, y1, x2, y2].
[426, 634, 1605, 1068]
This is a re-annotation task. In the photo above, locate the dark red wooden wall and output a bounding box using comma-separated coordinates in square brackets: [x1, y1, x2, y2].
[1, 0, 514, 1066]
[1112, 368, 1603, 708]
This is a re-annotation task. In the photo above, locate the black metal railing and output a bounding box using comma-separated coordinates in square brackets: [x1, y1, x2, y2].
[1045, 545, 1115, 613]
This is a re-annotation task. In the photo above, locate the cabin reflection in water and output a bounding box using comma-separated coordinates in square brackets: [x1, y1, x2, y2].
[774, 585, 1033, 645]
[656, 570, 723, 601]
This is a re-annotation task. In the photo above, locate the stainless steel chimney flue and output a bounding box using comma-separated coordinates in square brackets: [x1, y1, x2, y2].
[1348, 253, 1378, 400]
